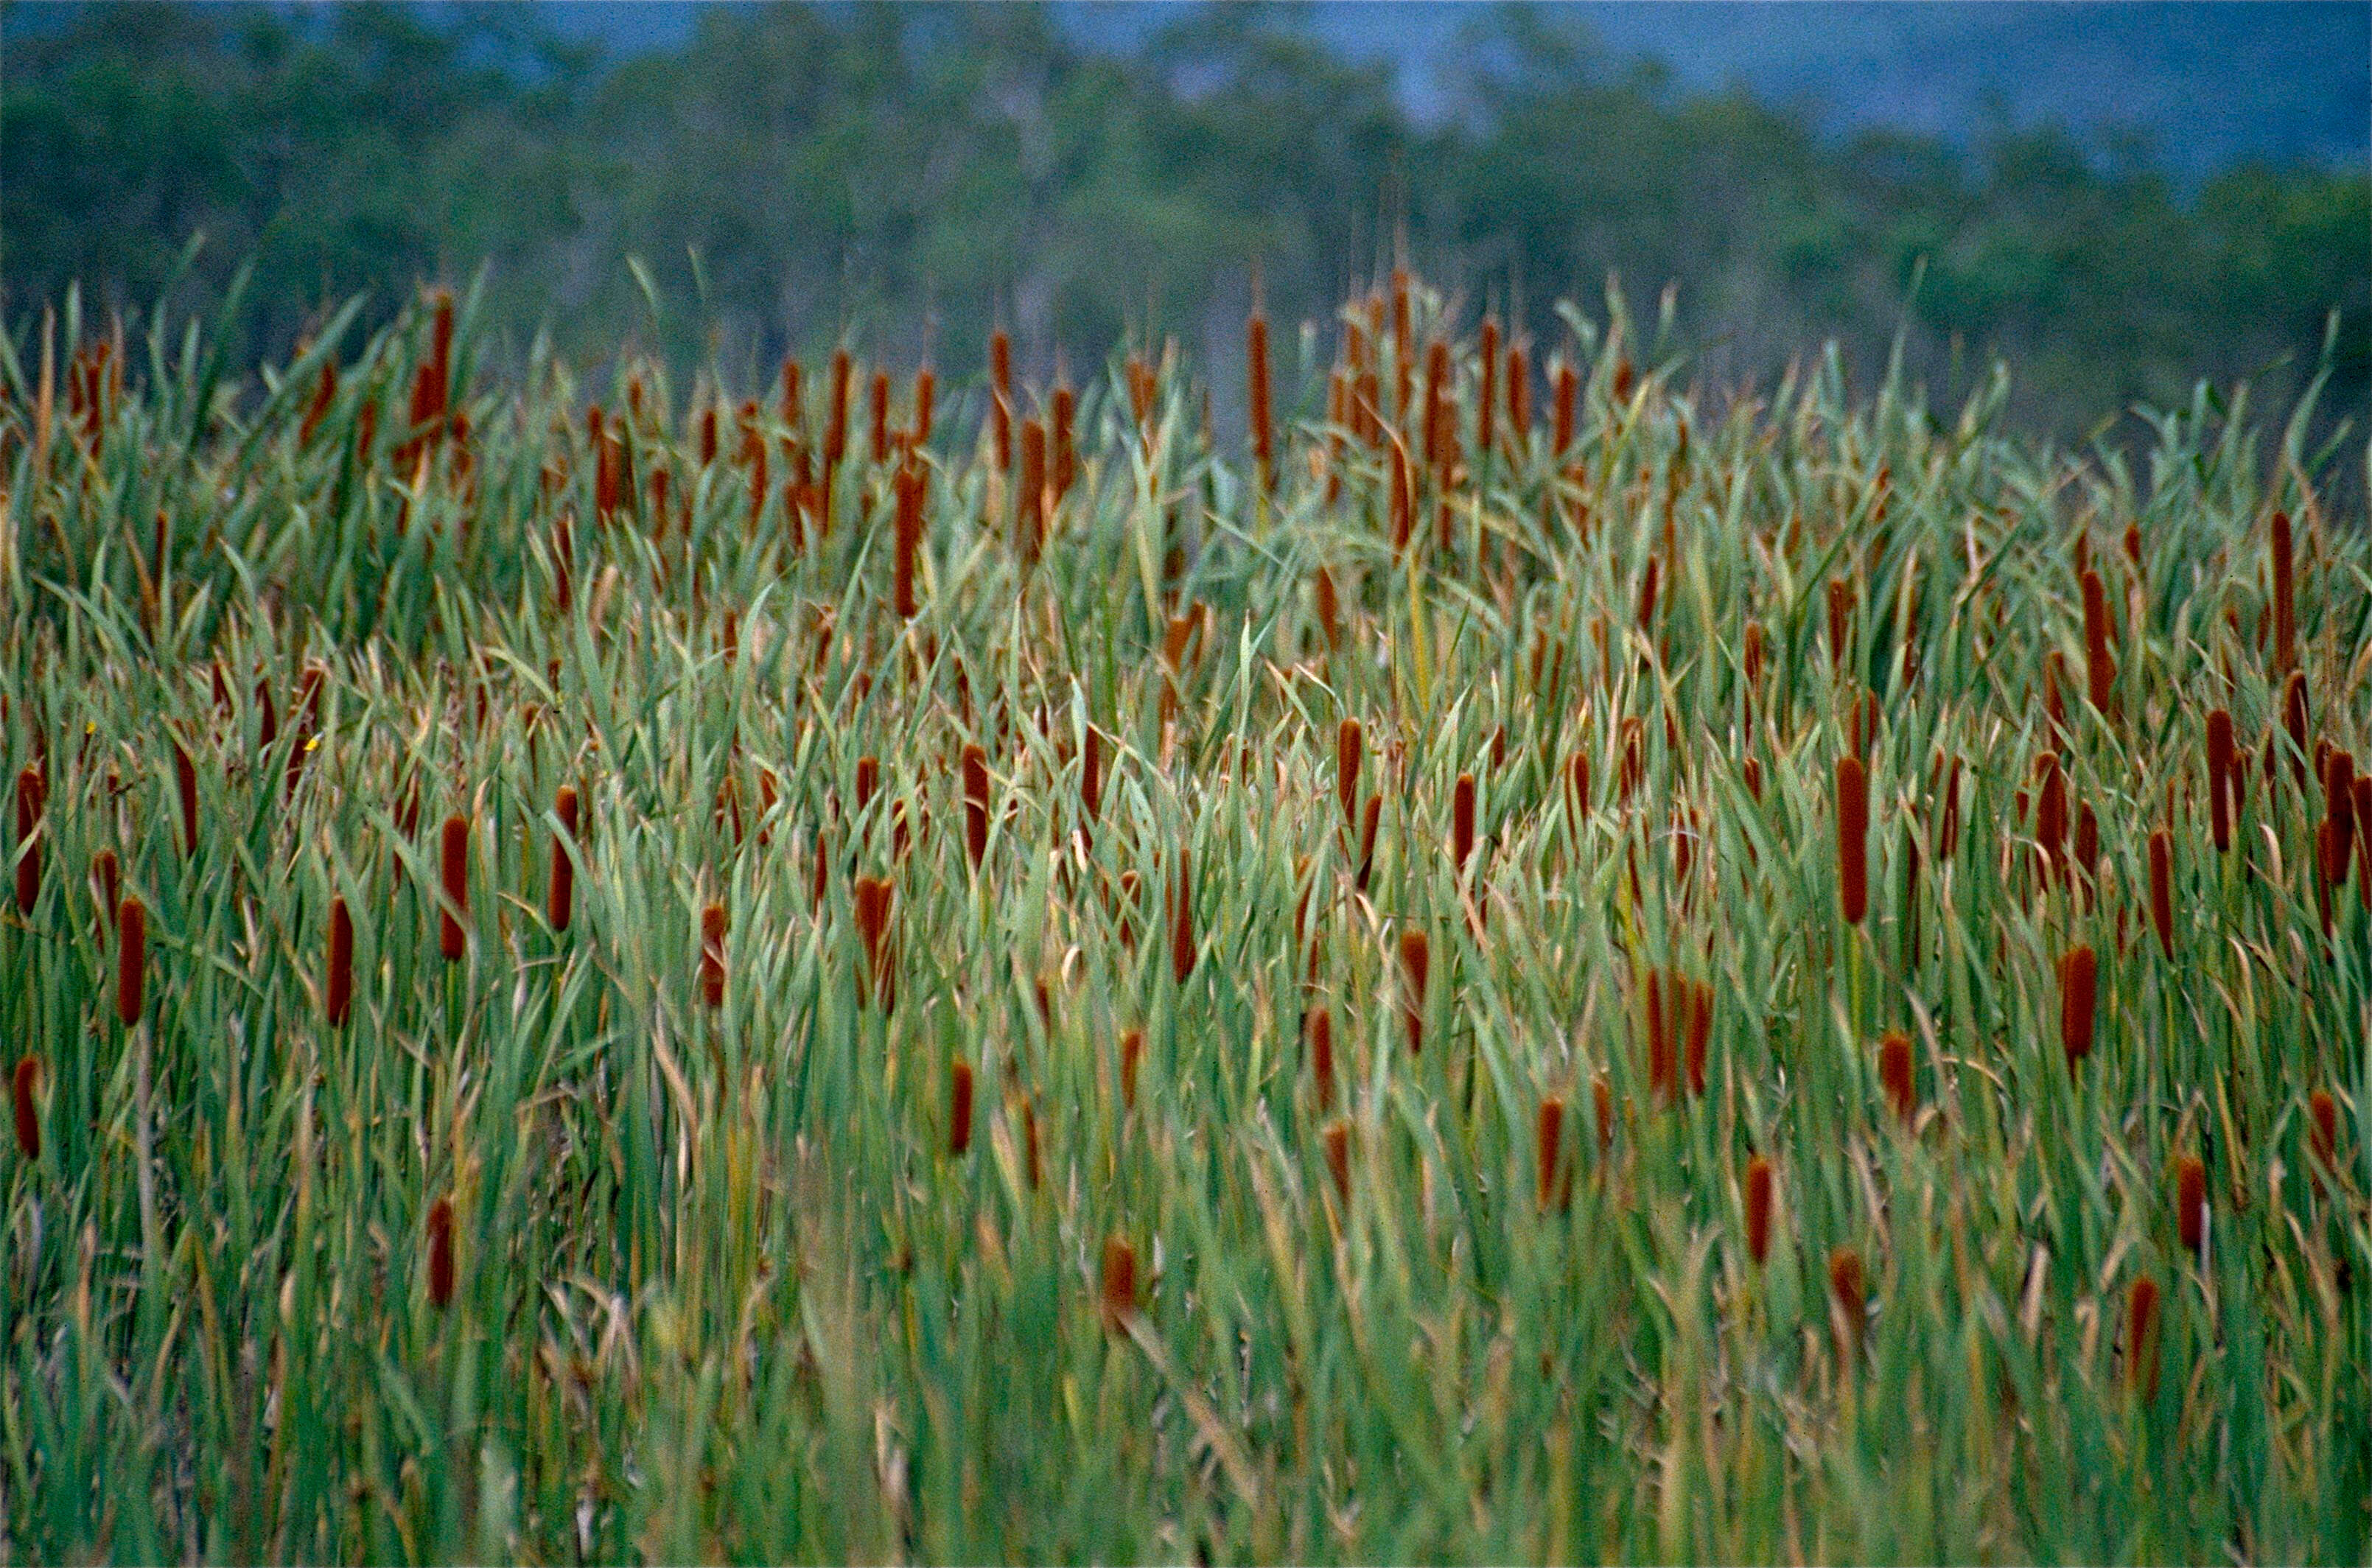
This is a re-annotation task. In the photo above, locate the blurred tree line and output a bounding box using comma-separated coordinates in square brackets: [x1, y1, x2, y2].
[4, 1, 2363, 446]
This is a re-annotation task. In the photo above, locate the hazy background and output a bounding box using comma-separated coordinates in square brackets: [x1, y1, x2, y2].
[4, 1, 2365, 444]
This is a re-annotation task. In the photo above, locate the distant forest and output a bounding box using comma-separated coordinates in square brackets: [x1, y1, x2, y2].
[4, 2, 2365, 447]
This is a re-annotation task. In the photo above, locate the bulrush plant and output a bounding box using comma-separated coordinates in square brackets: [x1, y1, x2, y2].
[5, 267, 2369, 1563]
[12, 1056, 38, 1162]
[1398, 925, 1430, 1054]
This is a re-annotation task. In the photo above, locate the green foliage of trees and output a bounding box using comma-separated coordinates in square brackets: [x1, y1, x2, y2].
[4, 1, 2362, 441]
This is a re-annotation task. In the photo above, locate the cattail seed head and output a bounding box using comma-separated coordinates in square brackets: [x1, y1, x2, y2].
[2309, 1088, 2339, 1180]
[699, 903, 727, 1009]
[2174, 1154, 2207, 1256]
[854, 876, 893, 998]
[1323, 1118, 1351, 1206]
[1743, 1155, 1773, 1265]
[13, 765, 41, 914]
[1398, 927, 1430, 1054]
[1452, 771, 1477, 871]
[2281, 671, 2309, 788]
[1247, 309, 1274, 491]
[173, 740, 199, 861]
[1081, 726, 1104, 825]
[1878, 1030, 1915, 1121]
[1336, 718, 1363, 830]
[1829, 1246, 1866, 1357]
[548, 785, 579, 932]
[1307, 1007, 1334, 1105]
[13, 1057, 39, 1162]
[2206, 707, 2236, 852]
[962, 743, 990, 869]
[2059, 944, 2097, 1067]
[1684, 979, 1712, 1096]
[2126, 1275, 2161, 1399]
[1170, 845, 1197, 986]
[2034, 752, 2067, 882]
[1100, 1234, 1137, 1329]
[1835, 755, 1869, 925]
[427, 1195, 456, 1309]
[893, 462, 923, 618]
[989, 330, 1012, 472]
[1592, 1071, 1614, 1161]
[1119, 1027, 1144, 1110]
[438, 815, 469, 960]
[1536, 1095, 1567, 1212]
[948, 1059, 973, 1156]
[326, 896, 354, 1026]
[2270, 509, 2295, 675]
[116, 895, 145, 1027]
[93, 849, 119, 926]
[2081, 568, 2116, 714]
[2147, 829, 2174, 955]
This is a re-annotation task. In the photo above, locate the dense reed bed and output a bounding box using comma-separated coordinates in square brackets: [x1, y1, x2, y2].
[0, 275, 2366, 1562]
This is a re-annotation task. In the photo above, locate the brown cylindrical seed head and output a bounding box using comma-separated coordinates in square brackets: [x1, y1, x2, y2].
[438, 815, 469, 960]
[1323, 1119, 1351, 1206]
[116, 895, 145, 1027]
[427, 1196, 456, 1309]
[1308, 1008, 1334, 1105]
[1536, 1095, 1567, 1212]
[1743, 1155, 1773, 1264]
[1684, 979, 1712, 1096]
[2148, 829, 2174, 955]
[1835, 755, 1869, 925]
[1170, 847, 1197, 986]
[2127, 1275, 2161, 1399]
[1081, 726, 1105, 825]
[2060, 944, 2097, 1067]
[948, 1060, 973, 1157]
[13, 766, 41, 914]
[2309, 1089, 2339, 1179]
[174, 741, 199, 859]
[326, 897, 354, 1026]
[2281, 671, 2309, 788]
[2174, 1154, 2207, 1255]
[1100, 1234, 1137, 1329]
[989, 330, 1012, 471]
[2206, 707, 2235, 851]
[699, 903, 727, 1009]
[962, 743, 990, 869]
[1119, 1027, 1144, 1111]
[1829, 1246, 1866, 1357]
[1452, 771, 1477, 870]
[1592, 1071, 1614, 1159]
[1398, 927, 1430, 1054]
[2270, 509, 2295, 674]
[1247, 309, 1274, 491]
[1878, 1030, 1915, 1121]
[2081, 568, 2116, 714]
[548, 785, 579, 932]
[1336, 718, 1363, 828]
[13, 1057, 39, 1161]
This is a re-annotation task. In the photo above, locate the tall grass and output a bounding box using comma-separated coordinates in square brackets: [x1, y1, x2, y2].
[0, 272, 2365, 1563]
